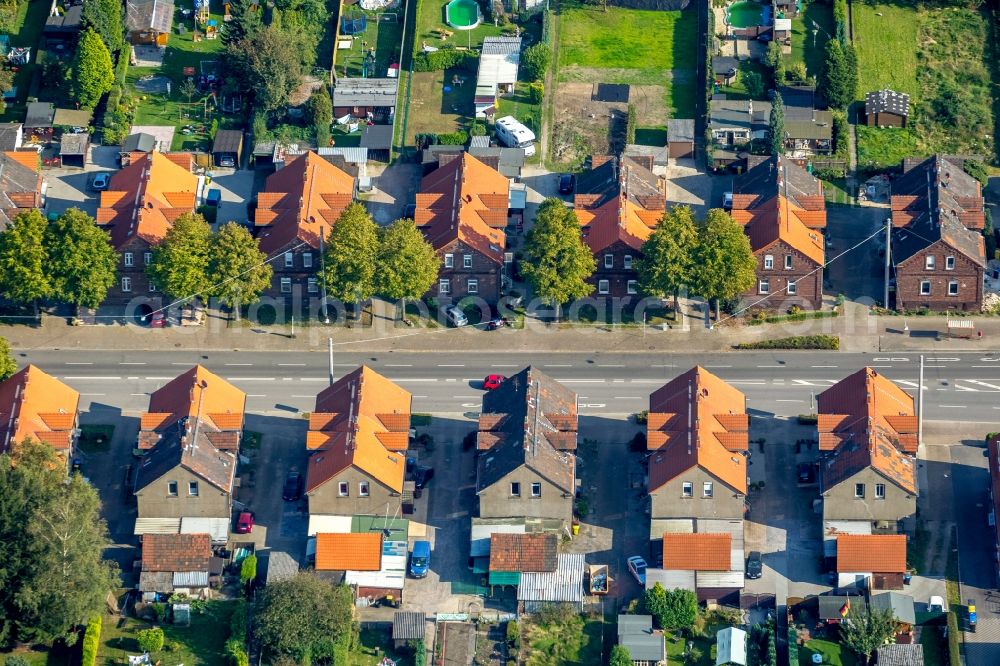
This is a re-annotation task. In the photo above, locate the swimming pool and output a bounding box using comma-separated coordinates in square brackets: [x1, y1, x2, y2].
[445, 0, 481, 30]
[728, 0, 764, 28]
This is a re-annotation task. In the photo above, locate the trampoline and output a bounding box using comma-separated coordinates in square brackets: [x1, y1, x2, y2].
[340, 7, 368, 34]
[727, 0, 764, 28]
[445, 0, 480, 30]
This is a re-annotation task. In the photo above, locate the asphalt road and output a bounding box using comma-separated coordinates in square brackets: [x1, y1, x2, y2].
[14, 349, 1000, 421]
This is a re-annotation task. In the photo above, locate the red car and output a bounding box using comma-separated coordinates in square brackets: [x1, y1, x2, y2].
[483, 374, 505, 390]
[236, 511, 254, 534]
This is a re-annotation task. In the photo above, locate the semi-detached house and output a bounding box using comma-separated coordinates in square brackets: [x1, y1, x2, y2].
[0, 364, 80, 469]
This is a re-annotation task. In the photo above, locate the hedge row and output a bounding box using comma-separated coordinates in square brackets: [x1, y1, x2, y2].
[412, 48, 478, 72]
[81, 615, 102, 666]
[735, 335, 840, 350]
[747, 310, 840, 325]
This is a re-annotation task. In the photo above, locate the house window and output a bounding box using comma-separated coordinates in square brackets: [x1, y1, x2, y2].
[627, 280, 637, 295]
[307, 277, 318, 293]
[948, 280, 959, 296]
[764, 254, 774, 270]
[188, 481, 199, 496]
[302, 252, 313, 268]
[759, 279, 770, 294]
[467, 278, 478, 294]
[167, 481, 178, 496]
[439, 279, 450, 294]
[854, 483, 865, 498]
[784, 254, 793, 270]
[149, 281, 157, 292]
[598, 279, 609, 294]
[510, 482, 521, 497]
[284, 252, 294, 268]
[875, 483, 886, 499]
[531, 482, 541, 497]
[124, 252, 134, 267]
[444, 253, 454, 268]
[121, 277, 132, 292]
[463, 254, 472, 268]
[604, 254, 614, 269]
[682, 482, 693, 498]
[359, 481, 370, 497]
[144, 251, 153, 265]
[787, 280, 797, 295]
[280, 277, 292, 293]
[338, 482, 349, 497]
[920, 280, 931, 296]
[925, 255, 936, 270]
[946, 256, 955, 270]
[703, 481, 714, 498]
[623, 254, 633, 270]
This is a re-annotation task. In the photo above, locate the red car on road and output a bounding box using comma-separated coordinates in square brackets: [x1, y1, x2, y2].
[236, 511, 254, 534]
[483, 374, 505, 390]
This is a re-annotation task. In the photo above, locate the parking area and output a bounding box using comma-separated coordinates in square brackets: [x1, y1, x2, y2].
[824, 205, 886, 303]
[208, 168, 257, 227]
[665, 157, 724, 218]
[43, 146, 121, 218]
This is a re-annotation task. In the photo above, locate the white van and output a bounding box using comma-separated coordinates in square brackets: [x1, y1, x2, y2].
[495, 115, 536, 157]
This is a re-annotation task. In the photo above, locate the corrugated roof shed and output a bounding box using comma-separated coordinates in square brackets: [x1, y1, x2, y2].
[517, 553, 585, 603]
[392, 612, 426, 640]
[876, 644, 924, 666]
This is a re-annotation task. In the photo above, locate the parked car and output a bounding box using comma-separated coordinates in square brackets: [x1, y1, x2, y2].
[236, 511, 254, 534]
[483, 374, 505, 390]
[746, 551, 763, 579]
[305, 537, 316, 565]
[443, 305, 468, 327]
[146, 312, 166, 328]
[485, 317, 509, 331]
[217, 155, 236, 168]
[414, 466, 435, 490]
[409, 540, 431, 578]
[797, 462, 816, 484]
[627, 556, 647, 586]
[91, 172, 110, 191]
[282, 471, 303, 501]
[558, 173, 576, 195]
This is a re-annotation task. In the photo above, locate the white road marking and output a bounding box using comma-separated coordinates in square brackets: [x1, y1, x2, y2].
[300, 377, 328, 381]
[580, 403, 606, 408]
[490, 364, 518, 368]
[130, 393, 147, 396]
[730, 380, 766, 385]
[967, 381, 1000, 390]
[248, 394, 266, 398]
[598, 364, 625, 368]
[926, 358, 959, 362]
[651, 364, 675, 368]
[811, 365, 838, 368]
[756, 365, 785, 368]
[385, 364, 413, 367]
[874, 357, 909, 362]
[438, 364, 465, 367]
[939, 405, 967, 409]
[144, 376, 172, 380]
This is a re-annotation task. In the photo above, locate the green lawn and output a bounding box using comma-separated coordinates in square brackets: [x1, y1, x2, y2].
[334, 13, 405, 79]
[524, 611, 603, 665]
[716, 59, 769, 100]
[498, 82, 541, 136]
[97, 602, 236, 666]
[0, 0, 54, 122]
[348, 627, 411, 665]
[789, 0, 833, 80]
[852, 2, 920, 101]
[411, 0, 504, 57]
[799, 639, 856, 666]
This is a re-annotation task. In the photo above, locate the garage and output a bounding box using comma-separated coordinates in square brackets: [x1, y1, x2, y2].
[212, 129, 243, 169]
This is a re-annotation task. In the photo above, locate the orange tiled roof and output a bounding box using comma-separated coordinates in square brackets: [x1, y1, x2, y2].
[315, 532, 382, 571]
[577, 197, 655, 254]
[142, 533, 211, 572]
[745, 195, 825, 265]
[662, 533, 732, 571]
[141, 366, 246, 435]
[0, 364, 79, 454]
[489, 533, 558, 572]
[647, 367, 748, 494]
[836, 534, 907, 573]
[96, 151, 198, 249]
[305, 366, 411, 493]
[4, 151, 38, 172]
[256, 151, 355, 253]
[416, 153, 508, 264]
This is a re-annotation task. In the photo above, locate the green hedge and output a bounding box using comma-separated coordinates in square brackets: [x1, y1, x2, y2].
[735, 335, 840, 350]
[412, 49, 478, 72]
[947, 611, 960, 665]
[747, 310, 840, 325]
[437, 130, 468, 145]
[81, 615, 102, 666]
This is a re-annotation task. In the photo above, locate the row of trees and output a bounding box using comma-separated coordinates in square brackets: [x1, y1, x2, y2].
[0, 441, 119, 647]
[521, 201, 757, 319]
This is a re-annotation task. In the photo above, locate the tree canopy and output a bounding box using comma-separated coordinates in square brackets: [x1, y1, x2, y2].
[643, 583, 698, 630]
[522, 43, 550, 82]
[839, 606, 897, 661]
[208, 222, 273, 317]
[521, 199, 595, 317]
[765, 41, 784, 83]
[227, 25, 304, 114]
[637, 206, 699, 313]
[69, 29, 115, 108]
[44, 208, 118, 309]
[0, 440, 119, 647]
[609, 645, 632, 666]
[221, 0, 262, 44]
[820, 39, 857, 109]
[0, 336, 15, 381]
[147, 212, 213, 300]
[81, 0, 124, 55]
[0, 209, 52, 305]
[254, 573, 354, 662]
[769, 91, 785, 156]
[375, 218, 439, 308]
[690, 209, 757, 317]
[321, 203, 380, 306]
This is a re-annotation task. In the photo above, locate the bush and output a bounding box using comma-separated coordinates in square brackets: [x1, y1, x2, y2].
[963, 159, 989, 187]
[735, 335, 840, 350]
[240, 554, 257, 589]
[437, 130, 468, 145]
[521, 42, 550, 81]
[81, 616, 102, 666]
[225, 638, 249, 666]
[527, 81, 544, 105]
[625, 103, 636, 144]
[138, 627, 165, 654]
[4, 657, 31, 666]
[633, 410, 649, 424]
[470, 120, 487, 136]
[413, 48, 478, 72]
[506, 620, 520, 648]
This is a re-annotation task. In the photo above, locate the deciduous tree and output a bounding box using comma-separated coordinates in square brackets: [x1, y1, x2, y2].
[309, 87, 332, 147]
[521, 43, 550, 82]
[375, 218, 439, 318]
[321, 203, 380, 315]
[255, 573, 354, 663]
[208, 222, 273, 320]
[521, 198, 595, 319]
[637, 205, 698, 318]
[147, 212, 213, 301]
[81, 0, 124, 55]
[769, 91, 785, 156]
[68, 29, 115, 108]
[0, 336, 15, 381]
[764, 41, 784, 83]
[44, 208, 117, 310]
[0, 209, 52, 308]
[690, 209, 756, 320]
[227, 25, 304, 114]
[643, 583, 669, 627]
[661, 587, 698, 631]
[839, 606, 896, 662]
[610, 645, 632, 666]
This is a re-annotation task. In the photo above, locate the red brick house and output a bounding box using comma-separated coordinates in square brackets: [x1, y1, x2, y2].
[0, 151, 45, 228]
[415, 153, 508, 303]
[255, 151, 356, 305]
[890, 155, 985, 312]
[731, 155, 827, 231]
[96, 151, 199, 305]
[575, 155, 665, 300]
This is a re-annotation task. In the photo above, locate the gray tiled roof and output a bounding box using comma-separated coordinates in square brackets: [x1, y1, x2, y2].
[134, 417, 237, 494]
[866, 89, 910, 116]
[735, 155, 822, 205]
[480, 36, 521, 56]
[876, 644, 924, 666]
[668, 119, 695, 143]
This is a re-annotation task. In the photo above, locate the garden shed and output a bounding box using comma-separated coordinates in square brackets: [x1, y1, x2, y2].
[211, 129, 243, 169]
[667, 119, 695, 159]
[127, 0, 174, 45]
[715, 627, 747, 665]
[392, 611, 426, 648]
[58, 133, 88, 168]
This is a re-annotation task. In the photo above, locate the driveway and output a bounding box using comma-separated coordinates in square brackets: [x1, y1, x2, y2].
[824, 205, 886, 304]
[44, 146, 120, 218]
[365, 161, 421, 225]
[665, 158, 723, 217]
[209, 168, 256, 227]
